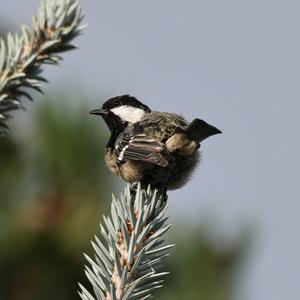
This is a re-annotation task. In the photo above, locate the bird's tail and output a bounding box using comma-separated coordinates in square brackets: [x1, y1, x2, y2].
[186, 118, 222, 142]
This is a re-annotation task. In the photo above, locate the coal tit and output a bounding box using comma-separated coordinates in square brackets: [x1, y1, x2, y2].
[90, 95, 221, 191]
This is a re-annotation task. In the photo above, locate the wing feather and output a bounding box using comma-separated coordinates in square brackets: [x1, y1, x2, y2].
[115, 134, 168, 167]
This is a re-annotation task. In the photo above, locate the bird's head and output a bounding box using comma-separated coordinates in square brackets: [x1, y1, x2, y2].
[90, 95, 151, 126]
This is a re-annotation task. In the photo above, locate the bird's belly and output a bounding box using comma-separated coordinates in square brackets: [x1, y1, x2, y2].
[169, 152, 200, 190]
[105, 151, 147, 184]
[119, 161, 145, 183]
[143, 152, 200, 190]
[105, 150, 200, 190]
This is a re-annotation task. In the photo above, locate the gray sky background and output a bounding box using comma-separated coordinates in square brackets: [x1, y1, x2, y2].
[2, 1, 300, 300]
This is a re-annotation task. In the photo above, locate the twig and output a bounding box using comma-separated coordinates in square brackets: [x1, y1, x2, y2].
[79, 184, 174, 300]
[0, 0, 84, 136]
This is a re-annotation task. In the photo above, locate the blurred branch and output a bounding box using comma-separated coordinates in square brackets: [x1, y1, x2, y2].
[79, 184, 173, 300]
[0, 0, 84, 136]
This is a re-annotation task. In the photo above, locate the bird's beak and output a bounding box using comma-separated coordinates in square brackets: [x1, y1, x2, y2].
[89, 108, 108, 116]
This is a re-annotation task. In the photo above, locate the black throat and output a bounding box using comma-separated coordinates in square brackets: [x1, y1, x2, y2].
[103, 112, 127, 150]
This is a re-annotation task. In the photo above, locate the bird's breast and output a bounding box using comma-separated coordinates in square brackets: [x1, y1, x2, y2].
[104, 151, 118, 175]
[118, 161, 145, 184]
[105, 149, 146, 184]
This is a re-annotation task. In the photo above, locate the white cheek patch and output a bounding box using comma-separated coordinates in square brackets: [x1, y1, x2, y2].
[111, 105, 145, 123]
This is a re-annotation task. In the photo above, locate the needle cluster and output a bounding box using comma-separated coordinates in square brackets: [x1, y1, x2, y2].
[79, 185, 174, 300]
[0, 0, 83, 136]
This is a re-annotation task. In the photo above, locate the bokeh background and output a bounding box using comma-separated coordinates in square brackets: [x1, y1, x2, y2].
[1, 1, 299, 300]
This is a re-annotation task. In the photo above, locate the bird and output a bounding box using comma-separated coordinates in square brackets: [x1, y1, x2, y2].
[90, 95, 221, 192]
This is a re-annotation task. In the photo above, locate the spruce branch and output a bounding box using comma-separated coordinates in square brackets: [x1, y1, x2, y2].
[0, 0, 84, 136]
[79, 185, 174, 300]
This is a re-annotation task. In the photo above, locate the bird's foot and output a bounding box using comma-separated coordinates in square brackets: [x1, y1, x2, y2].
[129, 181, 139, 195]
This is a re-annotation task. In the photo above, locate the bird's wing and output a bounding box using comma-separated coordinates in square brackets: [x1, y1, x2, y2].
[115, 134, 168, 167]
